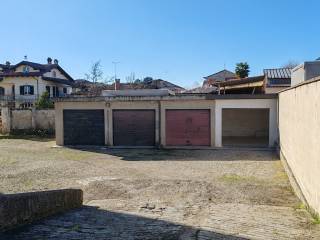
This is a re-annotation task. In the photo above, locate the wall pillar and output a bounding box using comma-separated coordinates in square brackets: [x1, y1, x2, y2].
[31, 107, 36, 129]
[1, 106, 11, 134]
[214, 104, 222, 147]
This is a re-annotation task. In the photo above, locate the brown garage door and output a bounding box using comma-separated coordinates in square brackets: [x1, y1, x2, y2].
[166, 109, 210, 146]
[113, 110, 155, 146]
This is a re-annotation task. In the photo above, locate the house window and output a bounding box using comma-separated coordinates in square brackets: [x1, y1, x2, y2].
[63, 87, 67, 94]
[23, 66, 30, 73]
[52, 71, 56, 78]
[0, 87, 5, 96]
[46, 86, 51, 96]
[52, 86, 59, 97]
[20, 85, 34, 95]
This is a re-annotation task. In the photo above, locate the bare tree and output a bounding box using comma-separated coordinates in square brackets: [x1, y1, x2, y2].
[85, 61, 103, 83]
[125, 72, 136, 83]
[282, 60, 299, 69]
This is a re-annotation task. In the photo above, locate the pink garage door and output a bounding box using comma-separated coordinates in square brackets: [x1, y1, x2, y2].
[165, 110, 210, 146]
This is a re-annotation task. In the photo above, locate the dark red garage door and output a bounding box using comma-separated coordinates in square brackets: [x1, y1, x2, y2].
[113, 110, 155, 146]
[166, 110, 210, 146]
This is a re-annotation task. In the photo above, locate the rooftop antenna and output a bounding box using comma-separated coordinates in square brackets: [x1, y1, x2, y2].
[112, 61, 120, 81]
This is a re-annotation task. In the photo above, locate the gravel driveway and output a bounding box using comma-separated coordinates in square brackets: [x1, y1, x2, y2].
[0, 138, 319, 239]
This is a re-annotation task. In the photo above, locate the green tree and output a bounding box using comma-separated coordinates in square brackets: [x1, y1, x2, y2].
[235, 62, 250, 78]
[35, 92, 54, 109]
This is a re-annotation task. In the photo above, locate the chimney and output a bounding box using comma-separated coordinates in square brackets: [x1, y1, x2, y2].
[53, 59, 59, 65]
[47, 57, 52, 64]
[115, 79, 120, 90]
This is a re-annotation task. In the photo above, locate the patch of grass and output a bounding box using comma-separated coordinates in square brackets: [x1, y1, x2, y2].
[294, 202, 320, 225]
[273, 161, 289, 182]
[220, 174, 257, 183]
[312, 216, 320, 225]
[22, 179, 35, 188]
[294, 202, 306, 210]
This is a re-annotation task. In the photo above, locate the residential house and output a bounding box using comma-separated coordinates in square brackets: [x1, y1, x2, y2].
[203, 69, 237, 87]
[186, 69, 237, 93]
[0, 58, 74, 108]
[291, 59, 320, 86]
[263, 68, 291, 93]
[213, 67, 292, 94]
[73, 78, 185, 95]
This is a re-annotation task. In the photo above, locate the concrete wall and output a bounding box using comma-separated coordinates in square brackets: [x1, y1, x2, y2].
[222, 109, 269, 137]
[0, 189, 83, 232]
[7, 109, 55, 131]
[292, 64, 306, 86]
[12, 110, 33, 129]
[55, 97, 278, 148]
[279, 79, 320, 215]
[34, 110, 55, 129]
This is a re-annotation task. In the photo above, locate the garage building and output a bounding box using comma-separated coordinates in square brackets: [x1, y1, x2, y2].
[55, 94, 278, 148]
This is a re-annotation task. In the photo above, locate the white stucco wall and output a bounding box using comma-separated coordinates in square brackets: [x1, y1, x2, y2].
[279, 79, 320, 215]
[43, 68, 68, 79]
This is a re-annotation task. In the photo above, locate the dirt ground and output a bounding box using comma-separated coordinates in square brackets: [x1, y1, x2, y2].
[1, 138, 320, 239]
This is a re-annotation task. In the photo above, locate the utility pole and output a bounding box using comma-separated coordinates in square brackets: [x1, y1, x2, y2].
[112, 61, 120, 81]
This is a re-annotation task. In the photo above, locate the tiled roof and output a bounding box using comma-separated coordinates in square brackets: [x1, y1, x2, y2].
[0, 72, 42, 77]
[204, 69, 237, 80]
[263, 68, 291, 79]
[0, 61, 74, 82]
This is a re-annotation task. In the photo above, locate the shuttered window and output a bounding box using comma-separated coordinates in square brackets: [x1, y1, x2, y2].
[19, 85, 34, 95]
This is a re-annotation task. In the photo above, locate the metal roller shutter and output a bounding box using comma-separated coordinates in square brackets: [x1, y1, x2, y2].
[63, 110, 105, 145]
[113, 110, 155, 146]
[166, 109, 210, 146]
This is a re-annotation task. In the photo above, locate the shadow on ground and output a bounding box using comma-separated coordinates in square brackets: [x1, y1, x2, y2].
[0, 206, 248, 240]
[0, 135, 54, 142]
[64, 145, 277, 162]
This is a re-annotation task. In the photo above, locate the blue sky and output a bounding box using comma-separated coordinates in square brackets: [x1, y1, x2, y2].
[1, 0, 320, 88]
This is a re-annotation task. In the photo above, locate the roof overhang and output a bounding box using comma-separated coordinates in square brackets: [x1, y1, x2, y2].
[42, 76, 73, 85]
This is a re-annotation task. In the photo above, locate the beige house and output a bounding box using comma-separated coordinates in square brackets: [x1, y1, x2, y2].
[0, 58, 74, 108]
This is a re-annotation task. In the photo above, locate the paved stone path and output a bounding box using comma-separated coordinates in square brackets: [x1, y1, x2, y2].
[1, 141, 320, 239]
[2, 200, 320, 240]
